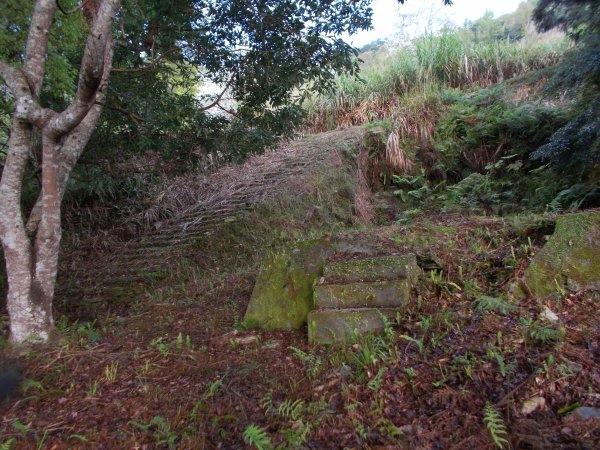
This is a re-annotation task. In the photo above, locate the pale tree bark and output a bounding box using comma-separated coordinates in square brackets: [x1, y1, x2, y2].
[0, 0, 120, 344]
[25, 94, 108, 236]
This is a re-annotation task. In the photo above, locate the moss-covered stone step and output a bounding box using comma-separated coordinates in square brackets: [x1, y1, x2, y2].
[243, 236, 382, 330]
[308, 308, 400, 344]
[323, 254, 419, 283]
[314, 280, 409, 309]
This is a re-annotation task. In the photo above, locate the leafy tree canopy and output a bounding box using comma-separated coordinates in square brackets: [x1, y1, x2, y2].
[1, 0, 456, 207]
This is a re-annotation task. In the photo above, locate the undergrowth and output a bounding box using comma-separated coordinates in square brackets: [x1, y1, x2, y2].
[303, 20, 566, 132]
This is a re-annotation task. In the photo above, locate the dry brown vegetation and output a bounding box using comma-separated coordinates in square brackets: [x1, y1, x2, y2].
[303, 28, 567, 138]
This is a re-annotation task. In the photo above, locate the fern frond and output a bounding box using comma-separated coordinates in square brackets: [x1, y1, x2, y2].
[483, 403, 508, 449]
[243, 424, 272, 450]
[0, 439, 16, 450]
[277, 399, 305, 420]
[261, 390, 274, 414]
[474, 295, 517, 315]
[520, 317, 564, 346]
[367, 367, 387, 391]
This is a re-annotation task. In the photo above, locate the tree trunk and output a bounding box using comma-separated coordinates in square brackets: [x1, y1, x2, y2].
[0, 119, 55, 343]
[25, 97, 108, 236]
[0, 0, 120, 344]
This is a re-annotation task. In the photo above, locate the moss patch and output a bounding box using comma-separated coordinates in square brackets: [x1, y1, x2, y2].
[323, 254, 418, 283]
[314, 280, 410, 309]
[243, 237, 380, 330]
[524, 211, 600, 298]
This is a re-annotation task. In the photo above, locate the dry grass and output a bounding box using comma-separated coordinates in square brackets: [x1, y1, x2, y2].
[56, 127, 365, 305]
[385, 131, 413, 174]
[303, 27, 567, 134]
[355, 147, 375, 225]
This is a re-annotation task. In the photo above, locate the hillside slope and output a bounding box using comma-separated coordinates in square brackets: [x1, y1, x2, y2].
[57, 127, 364, 316]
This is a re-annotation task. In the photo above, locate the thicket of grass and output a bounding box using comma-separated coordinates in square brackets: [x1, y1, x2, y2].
[302, 11, 600, 216]
[303, 27, 567, 132]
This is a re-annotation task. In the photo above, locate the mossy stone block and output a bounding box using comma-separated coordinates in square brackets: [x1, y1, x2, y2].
[243, 237, 378, 330]
[314, 280, 409, 309]
[308, 308, 401, 344]
[323, 254, 418, 283]
[524, 211, 600, 298]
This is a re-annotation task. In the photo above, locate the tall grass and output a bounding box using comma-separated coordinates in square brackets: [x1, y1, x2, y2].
[304, 27, 568, 133]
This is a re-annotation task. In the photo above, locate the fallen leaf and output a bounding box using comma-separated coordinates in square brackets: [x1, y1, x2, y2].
[540, 306, 559, 323]
[521, 396, 546, 415]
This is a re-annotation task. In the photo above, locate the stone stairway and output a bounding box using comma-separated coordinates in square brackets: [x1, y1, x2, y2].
[308, 254, 419, 344]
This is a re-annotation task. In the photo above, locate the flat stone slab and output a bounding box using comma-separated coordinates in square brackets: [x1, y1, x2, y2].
[308, 308, 401, 344]
[323, 254, 419, 283]
[314, 280, 409, 309]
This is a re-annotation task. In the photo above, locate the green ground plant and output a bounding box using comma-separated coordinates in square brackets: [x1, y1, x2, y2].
[483, 403, 509, 448]
[474, 295, 518, 315]
[131, 416, 178, 449]
[520, 317, 565, 347]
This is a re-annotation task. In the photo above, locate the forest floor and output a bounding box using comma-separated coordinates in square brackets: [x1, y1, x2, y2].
[1, 128, 599, 449]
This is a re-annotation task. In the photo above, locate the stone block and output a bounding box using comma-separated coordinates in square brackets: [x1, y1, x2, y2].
[308, 308, 401, 344]
[323, 254, 419, 283]
[314, 280, 409, 309]
[243, 237, 379, 330]
[524, 211, 600, 298]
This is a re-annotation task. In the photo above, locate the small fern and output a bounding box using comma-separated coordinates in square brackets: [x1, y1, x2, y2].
[130, 416, 178, 449]
[281, 422, 311, 448]
[243, 424, 272, 450]
[288, 346, 322, 378]
[367, 367, 387, 391]
[520, 317, 564, 346]
[483, 403, 509, 449]
[21, 378, 44, 394]
[277, 399, 305, 420]
[474, 295, 517, 315]
[261, 390, 274, 415]
[0, 439, 15, 450]
[486, 347, 507, 377]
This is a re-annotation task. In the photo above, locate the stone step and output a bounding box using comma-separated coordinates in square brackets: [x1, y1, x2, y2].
[323, 254, 418, 283]
[308, 308, 401, 344]
[314, 280, 409, 309]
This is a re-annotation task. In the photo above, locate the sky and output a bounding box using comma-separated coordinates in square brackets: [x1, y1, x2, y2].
[347, 0, 527, 47]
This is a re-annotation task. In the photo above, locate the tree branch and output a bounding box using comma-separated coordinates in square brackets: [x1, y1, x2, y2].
[0, 62, 28, 97]
[26, 26, 117, 236]
[23, 0, 58, 99]
[0, 62, 55, 128]
[107, 104, 145, 127]
[216, 103, 240, 119]
[48, 0, 121, 138]
[111, 54, 166, 73]
[56, 0, 89, 15]
[199, 80, 233, 112]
